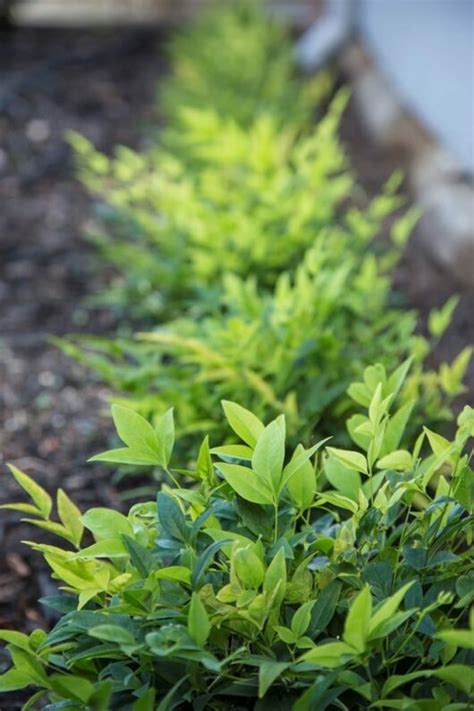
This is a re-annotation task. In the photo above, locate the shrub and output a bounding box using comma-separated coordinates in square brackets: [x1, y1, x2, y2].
[159, 0, 325, 129]
[60, 216, 470, 454]
[69, 93, 348, 321]
[1, 365, 473, 709]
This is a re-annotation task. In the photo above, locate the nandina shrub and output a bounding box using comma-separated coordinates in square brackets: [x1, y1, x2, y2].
[69, 93, 349, 321]
[59, 225, 471, 455]
[1, 365, 473, 709]
[159, 0, 327, 130]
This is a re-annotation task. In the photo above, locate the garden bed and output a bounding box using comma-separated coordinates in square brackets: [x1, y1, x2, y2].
[0, 23, 472, 709]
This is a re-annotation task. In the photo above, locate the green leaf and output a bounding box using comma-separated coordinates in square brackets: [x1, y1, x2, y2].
[57, 489, 83, 547]
[286, 447, 316, 510]
[436, 629, 474, 649]
[233, 546, 265, 589]
[112, 404, 160, 455]
[155, 408, 175, 467]
[324, 455, 361, 500]
[132, 688, 155, 711]
[428, 296, 459, 339]
[434, 664, 474, 694]
[258, 660, 289, 698]
[368, 581, 414, 639]
[308, 580, 341, 637]
[0, 630, 32, 652]
[196, 435, 214, 483]
[221, 400, 264, 447]
[188, 592, 210, 647]
[122, 535, 156, 577]
[155, 566, 191, 584]
[0, 668, 32, 692]
[282, 438, 330, 490]
[252, 416, 285, 495]
[263, 547, 286, 608]
[386, 357, 413, 399]
[0, 502, 44, 516]
[88, 625, 136, 646]
[157, 492, 190, 542]
[50, 675, 94, 703]
[6, 464, 52, 519]
[301, 641, 356, 668]
[8, 647, 49, 688]
[89, 447, 162, 466]
[81, 508, 134, 540]
[376, 450, 412, 472]
[211, 444, 253, 460]
[326, 448, 367, 475]
[72, 539, 128, 560]
[381, 400, 415, 454]
[291, 601, 315, 638]
[216, 462, 273, 504]
[275, 626, 297, 644]
[343, 586, 372, 653]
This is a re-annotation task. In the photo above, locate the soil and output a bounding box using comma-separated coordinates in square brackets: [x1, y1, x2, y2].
[0, 24, 472, 708]
[0, 27, 167, 665]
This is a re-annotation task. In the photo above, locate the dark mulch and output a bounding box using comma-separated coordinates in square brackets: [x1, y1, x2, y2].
[0, 26, 472, 709]
[0, 28, 167, 643]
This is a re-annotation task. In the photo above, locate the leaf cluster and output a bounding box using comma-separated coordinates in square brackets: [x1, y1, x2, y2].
[1, 366, 473, 709]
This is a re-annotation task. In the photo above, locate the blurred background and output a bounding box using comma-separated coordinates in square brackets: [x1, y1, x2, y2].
[0, 0, 472, 657]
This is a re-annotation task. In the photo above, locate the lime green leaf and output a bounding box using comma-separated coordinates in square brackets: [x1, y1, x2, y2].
[72, 539, 128, 560]
[6, 464, 52, 520]
[263, 547, 286, 608]
[433, 664, 474, 694]
[211, 444, 253, 460]
[381, 400, 414, 454]
[188, 592, 210, 647]
[233, 546, 265, 589]
[343, 586, 372, 653]
[0, 668, 32, 692]
[81, 508, 134, 541]
[0, 502, 44, 516]
[50, 675, 94, 703]
[301, 641, 356, 668]
[368, 581, 414, 639]
[216, 463, 273, 505]
[252, 416, 285, 495]
[291, 601, 315, 638]
[286, 445, 316, 510]
[155, 566, 191, 584]
[57, 489, 83, 548]
[88, 447, 161, 466]
[0, 630, 32, 652]
[428, 296, 459, 339]
[326, 448, 367, 475]
[221, 400, 264, 447]
[436, 629, 474, 649]
[324, 455, 361, 500]
[376, 450, 412, 472]
[112, 404, 160, 455]
[155, 408, 174, 467]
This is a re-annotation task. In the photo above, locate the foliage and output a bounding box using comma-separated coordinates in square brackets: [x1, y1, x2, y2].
[1, 365, 473, 709]
[69, 92, 347, 320]
[59, 232, 470, 454]
[159, 0, 326, 129]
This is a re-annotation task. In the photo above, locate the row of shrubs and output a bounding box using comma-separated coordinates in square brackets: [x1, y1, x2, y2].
[2, 2, 473, 709]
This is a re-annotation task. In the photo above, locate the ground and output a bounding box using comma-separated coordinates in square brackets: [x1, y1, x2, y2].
[0, 26, 472, 693]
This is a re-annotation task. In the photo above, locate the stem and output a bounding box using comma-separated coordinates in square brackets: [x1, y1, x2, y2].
[273, 503, 279, 544]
